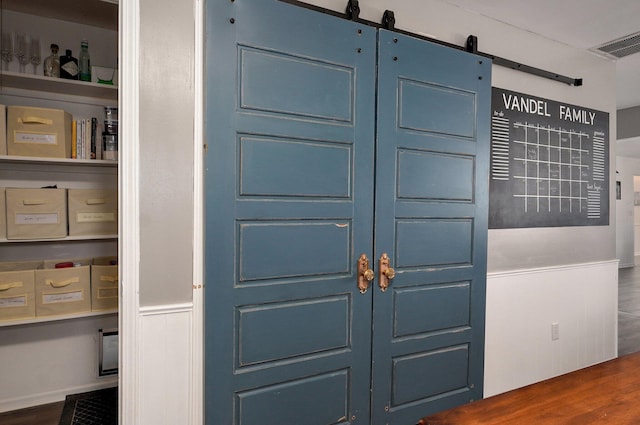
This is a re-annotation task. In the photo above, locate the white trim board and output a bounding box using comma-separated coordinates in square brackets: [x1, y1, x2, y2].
[192, 0, 205, 423]
[119, 0, 141, 423]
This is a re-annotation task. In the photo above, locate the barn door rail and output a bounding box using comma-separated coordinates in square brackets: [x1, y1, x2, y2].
[278, 0, 583, 86]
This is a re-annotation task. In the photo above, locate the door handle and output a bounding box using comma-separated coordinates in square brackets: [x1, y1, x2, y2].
[378, 253, 395, 292]
[357, 254, 374, 294]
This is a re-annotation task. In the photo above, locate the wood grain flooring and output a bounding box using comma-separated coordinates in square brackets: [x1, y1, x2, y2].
[419, 352, 640, 425]
[0, 402, 64, 425]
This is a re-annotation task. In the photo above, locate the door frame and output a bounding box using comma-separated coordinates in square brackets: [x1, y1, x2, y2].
[119, 0, 142, 422]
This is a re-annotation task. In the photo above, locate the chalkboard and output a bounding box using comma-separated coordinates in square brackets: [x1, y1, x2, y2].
[489, 88, 609, 229]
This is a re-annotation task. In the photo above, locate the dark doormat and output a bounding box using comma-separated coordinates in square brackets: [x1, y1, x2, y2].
[58, 387, 118, 425]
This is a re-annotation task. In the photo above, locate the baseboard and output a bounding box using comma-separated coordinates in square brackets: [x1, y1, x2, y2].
[0, 379, 117, 413]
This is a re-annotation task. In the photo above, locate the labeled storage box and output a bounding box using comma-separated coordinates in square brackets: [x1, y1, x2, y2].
[7, 106, 72, 158]
[0, 188, 5, 240]
[91, 257, 118, 311]
[0, 104, 6, 155]
[0, 261, 42, 322]
[68, 189, 118, 236]
[5, 188, 67, 239]
[35, 259, 91, 317]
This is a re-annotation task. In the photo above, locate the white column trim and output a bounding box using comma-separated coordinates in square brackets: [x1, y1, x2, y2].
[192, 0, 205, 423]
[119, 0, 141, 424]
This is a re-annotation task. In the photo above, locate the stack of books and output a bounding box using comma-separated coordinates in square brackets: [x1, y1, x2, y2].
[71, 117, 99, 160]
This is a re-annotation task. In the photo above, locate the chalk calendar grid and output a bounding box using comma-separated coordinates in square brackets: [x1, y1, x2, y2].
[489, 88, 609, 228]
[491, 115, 606, 219]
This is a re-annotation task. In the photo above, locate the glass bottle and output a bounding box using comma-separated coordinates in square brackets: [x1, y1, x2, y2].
[79, 39, 91, 82]
[60, 49, 78, 80]
[43, 43, 60, 77]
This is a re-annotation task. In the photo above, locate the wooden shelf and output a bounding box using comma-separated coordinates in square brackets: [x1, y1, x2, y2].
[0, 235, 117, 244]
[0, 310, 117, 328]
[0, 154, 118, 167]
[0, 71, 117, 101]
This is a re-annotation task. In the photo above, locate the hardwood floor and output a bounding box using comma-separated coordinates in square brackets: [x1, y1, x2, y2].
[0, 402, 64, 425]
[420, 352, 640, 424]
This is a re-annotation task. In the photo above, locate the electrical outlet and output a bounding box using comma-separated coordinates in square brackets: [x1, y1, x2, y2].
[551, 322, 560, 341]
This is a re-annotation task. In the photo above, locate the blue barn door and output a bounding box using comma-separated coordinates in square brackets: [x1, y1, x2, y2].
[371, 30, 490, 423]
[204, 1, 376, 424]
[205, 2, 491, 424]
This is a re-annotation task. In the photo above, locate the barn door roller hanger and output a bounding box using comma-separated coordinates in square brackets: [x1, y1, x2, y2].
[281, 0, 583, 87]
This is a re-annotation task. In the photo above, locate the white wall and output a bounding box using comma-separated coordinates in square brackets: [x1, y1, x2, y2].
[138, 0, 194, 307]
[634, 177, 640, 256]
[0, 315, 118, 412]
[616, 154, 640, 267]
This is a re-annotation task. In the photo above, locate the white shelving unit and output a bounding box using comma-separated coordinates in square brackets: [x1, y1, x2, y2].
[0, 1, 120, 412]
[0, 154, 117, 167]
[0, 143, 119, 318]
[0, 234, 117, 243]
[0, 309, 116, 328]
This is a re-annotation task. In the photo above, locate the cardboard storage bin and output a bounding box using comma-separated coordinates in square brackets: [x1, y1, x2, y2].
[0, 188, 5, 240]
[68, 189, 118, 236]
[91, 257, 118, 311]
[0, 261, 42, 322]
[7, 106, 72, 158]
[35, 259, 91, 317]
[0, 104, 6, 155]
[5, 188, 67, 239]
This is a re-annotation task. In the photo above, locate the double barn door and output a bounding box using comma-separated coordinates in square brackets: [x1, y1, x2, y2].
[205, 1, 491, 424]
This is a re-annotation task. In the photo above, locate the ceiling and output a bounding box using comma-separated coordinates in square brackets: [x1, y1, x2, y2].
[439, 0, 640, 111]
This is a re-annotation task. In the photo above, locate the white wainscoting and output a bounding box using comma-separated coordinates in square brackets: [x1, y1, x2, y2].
[137, 303, 196, 425]
[484, 260, 619, 397]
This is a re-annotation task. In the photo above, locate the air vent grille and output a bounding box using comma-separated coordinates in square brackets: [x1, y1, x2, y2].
[595, 31, 640, 59]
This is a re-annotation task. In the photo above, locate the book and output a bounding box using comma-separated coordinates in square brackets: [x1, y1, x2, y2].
[91, 117, 97, 159]
[72, 116, 98, 159]
[71, 120, 77, 159]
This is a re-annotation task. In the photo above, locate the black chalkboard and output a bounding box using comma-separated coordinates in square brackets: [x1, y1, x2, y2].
[489, 88, 609, 229]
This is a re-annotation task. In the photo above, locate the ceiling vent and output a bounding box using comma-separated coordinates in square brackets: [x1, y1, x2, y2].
[593, 31, 640, 59]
